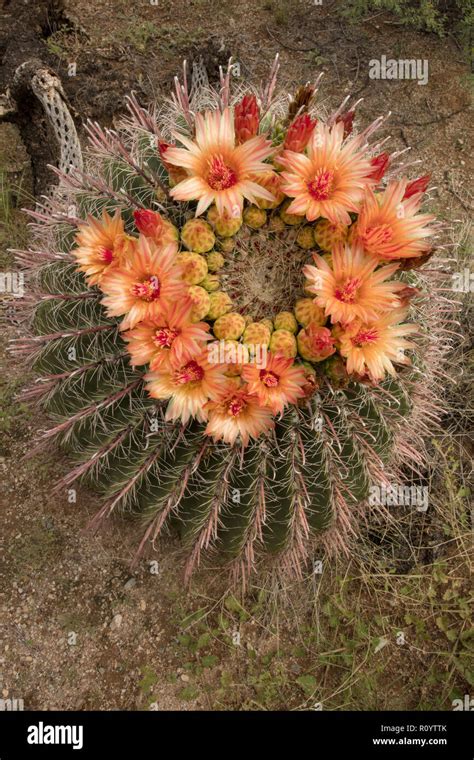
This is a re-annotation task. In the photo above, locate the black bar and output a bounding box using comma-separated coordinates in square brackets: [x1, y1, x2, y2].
[0, 710, 472, 757]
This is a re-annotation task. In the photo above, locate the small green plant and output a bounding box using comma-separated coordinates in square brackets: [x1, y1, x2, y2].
[119, 22, 205, 55]
[124, 21, 159, 53]
[0, 376, 31, 439]
[138, 664, 158, 695]
[45, 32, 70, 61]
[0, 170, 31, 268]
[44, 24, 86, 63]
[271, 0, 291, 26]
[341, 0, 473, 50]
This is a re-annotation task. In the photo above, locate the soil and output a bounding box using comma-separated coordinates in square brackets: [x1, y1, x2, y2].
[0, 0, 472, 711]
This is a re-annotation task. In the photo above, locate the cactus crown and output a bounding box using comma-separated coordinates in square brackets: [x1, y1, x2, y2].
[17, 58, 446, 582]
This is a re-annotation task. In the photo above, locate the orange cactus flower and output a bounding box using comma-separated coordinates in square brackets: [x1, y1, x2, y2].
[158, 141, 188, 185]
[242, 352, 307, 414]
[123, 299, 211, 371]
[72, 210, 128, 286]
[145, 351, 228, 424]
[303, 244, 404, 324]
[205, 383, 274, 446]
[279, 121, 375, 225]
[352, 179, 435, 260]
[339, 308, 418, 381]
[100, 236, 185, 330]
[164, 108, 275, 217]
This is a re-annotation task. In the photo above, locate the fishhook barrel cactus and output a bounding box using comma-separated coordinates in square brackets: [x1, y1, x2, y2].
[16, 57, 448, 582]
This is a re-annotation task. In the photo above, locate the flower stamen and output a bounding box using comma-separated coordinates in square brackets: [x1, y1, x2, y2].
[351, 328, 379, 347]
[360, 224, 394, 254]
[259, 369, 279, 388]
[227, 396, 247, 417]
[130, 276, 161, 302]
[175, 360, 205, 385]
[334, 277, 361, 304]
[98, 247, 114, 264]
[153, 327, 180, 348]
[307, 169, 334, 201]
[207, 156, 238, 191]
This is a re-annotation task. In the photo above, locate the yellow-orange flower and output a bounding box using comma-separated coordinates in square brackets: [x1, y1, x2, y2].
[72, 210, 128, 285]
[145, 351, 228, 424]
[303, 244, 403, 324]
[100, 236, 184, 330]
[165, 108, 276, 217]
[123, 299, 211, 371]
[279, 122, 374, 225]
[352, 180, 435, 260]
[242, 352, 307, 414]
[339, 308, 418, 381]
[205, 383, 274, 446]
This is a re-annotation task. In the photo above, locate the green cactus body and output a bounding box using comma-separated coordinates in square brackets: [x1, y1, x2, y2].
[263, 409, 332, 553]
[26, 268, 415, 573]
[218, 444, 263, 556]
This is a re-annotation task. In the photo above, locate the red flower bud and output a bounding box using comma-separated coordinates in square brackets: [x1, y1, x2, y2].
[403, 175, 430, 200]
[234, 94, 260, 144]
[158, 141, 174, 170]
[336, 109, 355, 139]
[158, 141, 188, 185]
[133, 209, 164, 238]
[367, 152, 390, 182]
[284, 113, 317, 152]
[397, 285, 420, 306]
[398, 249, 434, 270]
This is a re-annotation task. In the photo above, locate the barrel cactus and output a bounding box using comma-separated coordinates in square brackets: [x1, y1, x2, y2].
[17, 58, 446, 583]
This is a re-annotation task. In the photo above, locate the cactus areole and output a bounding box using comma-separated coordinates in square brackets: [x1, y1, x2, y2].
[21, 58, 442, 582]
